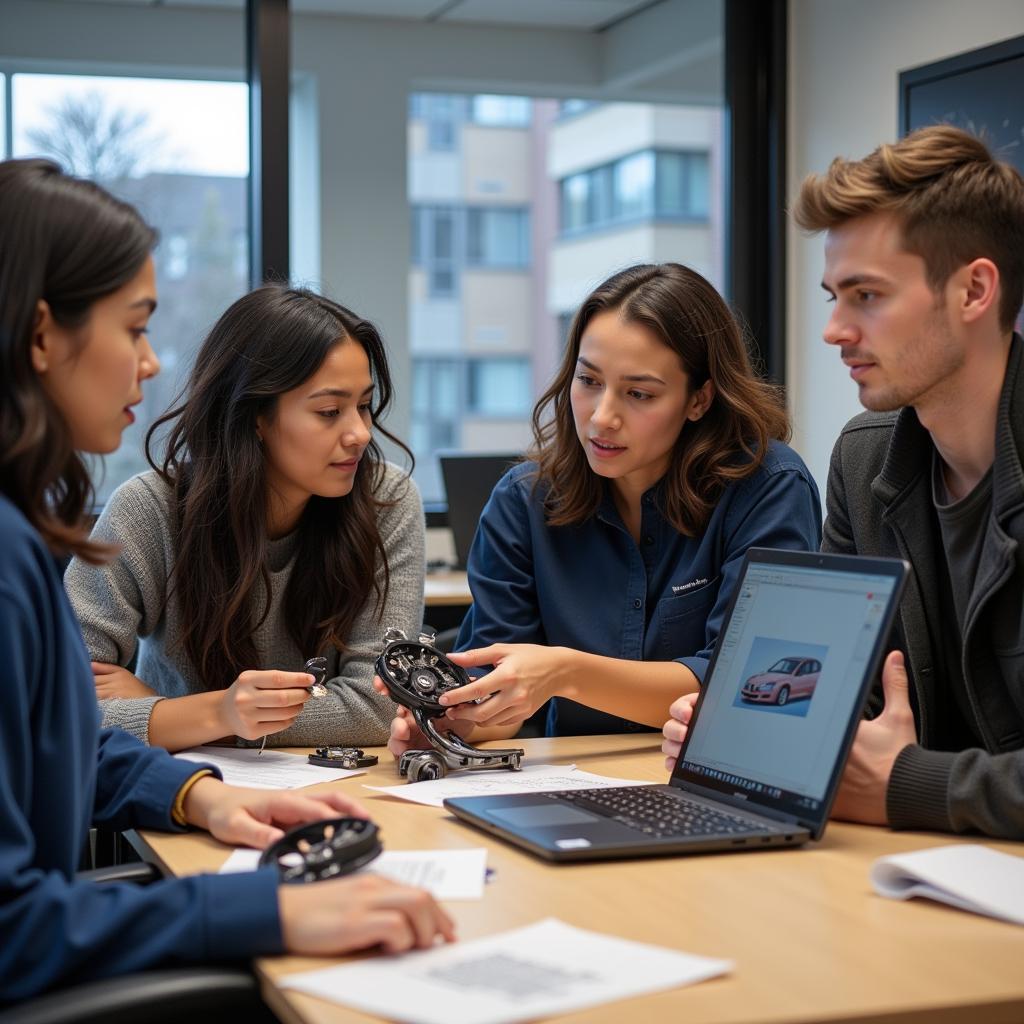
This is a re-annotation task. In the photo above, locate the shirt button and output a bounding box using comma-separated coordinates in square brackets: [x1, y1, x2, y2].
[633, 598, 643, 609]
[643, 535, 654, 545]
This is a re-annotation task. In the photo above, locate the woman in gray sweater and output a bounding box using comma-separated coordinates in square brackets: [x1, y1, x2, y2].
[66, 286, 422, 751]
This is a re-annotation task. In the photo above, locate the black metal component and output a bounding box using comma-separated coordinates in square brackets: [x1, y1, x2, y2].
[259, 817, 382, 883]
[376, 628, 524, 782]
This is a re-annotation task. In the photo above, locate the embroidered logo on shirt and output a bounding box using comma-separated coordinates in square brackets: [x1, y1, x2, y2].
[672, 578, 709, 594]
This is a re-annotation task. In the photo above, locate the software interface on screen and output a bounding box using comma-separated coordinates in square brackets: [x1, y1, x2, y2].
[678, 561, 897, 816]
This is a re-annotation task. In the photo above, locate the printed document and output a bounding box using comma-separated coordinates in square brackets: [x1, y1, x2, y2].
[871, 844, 1024, 926]
[219, 846, 488, 901]
[175, 746, 364, 789]
[363, 763, 647, 808]
[281, 917, 732, 1024]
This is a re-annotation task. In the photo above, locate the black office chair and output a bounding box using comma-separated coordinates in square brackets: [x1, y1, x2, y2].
[0, 866, 280, 1024]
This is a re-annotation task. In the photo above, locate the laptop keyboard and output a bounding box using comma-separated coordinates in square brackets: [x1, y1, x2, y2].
[544, 788, 767, 839]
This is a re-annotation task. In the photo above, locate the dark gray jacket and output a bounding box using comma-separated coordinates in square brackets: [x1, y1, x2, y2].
[823, 336, 1024, 838]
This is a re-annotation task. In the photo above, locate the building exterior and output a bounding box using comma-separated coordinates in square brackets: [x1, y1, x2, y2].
[408, 94, 724, 505]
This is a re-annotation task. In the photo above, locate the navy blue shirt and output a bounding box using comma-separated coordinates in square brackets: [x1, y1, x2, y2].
[0, 494, 282, 1001]
[455, 441, 822, 735]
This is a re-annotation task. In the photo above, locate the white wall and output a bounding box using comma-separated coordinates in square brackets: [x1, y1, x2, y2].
[787, 0, 1024, 498]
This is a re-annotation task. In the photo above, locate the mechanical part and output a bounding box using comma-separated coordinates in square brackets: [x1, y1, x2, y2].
[376, 628, 524, 783]
[258, 655, 330, 756]
[307, 746, 379, 770]
[259, 817, 382, 884]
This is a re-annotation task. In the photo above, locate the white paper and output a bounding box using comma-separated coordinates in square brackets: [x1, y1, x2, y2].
[218, 848, 263, 874]
[871, 844, 1024, 926]
[363, 763, 648, 808]
[175, 746, 364, 789]
[368, 849, 487, 900]
[281, 917, 732, 1024]
[218, 846, 488, 901]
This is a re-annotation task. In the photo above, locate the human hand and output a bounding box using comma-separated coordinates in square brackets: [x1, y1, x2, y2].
[661, 691, 699, 772]
[181, 776, 369, 847]
[218, 669, 314, 741]
[92, 661, 156, 699]
[831, 650, 916, 826]
[372, 676, 475, 758]
[438, 644, 567, 727]
[279, 874, 456, 955]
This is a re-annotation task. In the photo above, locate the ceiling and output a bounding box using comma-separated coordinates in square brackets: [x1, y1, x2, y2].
[56, 0, 664, 31]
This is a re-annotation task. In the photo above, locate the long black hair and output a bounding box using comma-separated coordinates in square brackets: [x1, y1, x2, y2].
[0, 158, 157, 561]
[146, 285, 412, 690]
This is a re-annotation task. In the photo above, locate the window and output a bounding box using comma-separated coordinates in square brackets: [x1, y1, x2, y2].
[559, 149, 710, 234]
[10, 71, 249, 501]
[466, 208, 529, 268]
[467, 359, 531, 416]
[613, 151, 655, 221]
[472, 95, 531, 127]
[409, 91, 725, 504]
[413, 204, 530, 280]
[0, 74, 7, 158]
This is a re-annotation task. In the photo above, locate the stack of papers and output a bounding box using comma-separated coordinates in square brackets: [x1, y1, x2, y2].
[281, 918, 732, 1024]
[175, 746, 365, 789]
[363, 763, 648, 808]
[870, 844, 1024, 926]
[220, 846, 489, 901]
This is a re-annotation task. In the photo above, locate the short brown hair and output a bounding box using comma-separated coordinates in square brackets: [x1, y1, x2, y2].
[793, 125, 1024, 331]
[529, 263, 790, 537]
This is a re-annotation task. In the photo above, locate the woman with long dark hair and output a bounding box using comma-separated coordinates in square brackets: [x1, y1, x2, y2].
[66, 285, 421, 751]
[0, 158, 452, 1000]
[384, 263, 822, 748]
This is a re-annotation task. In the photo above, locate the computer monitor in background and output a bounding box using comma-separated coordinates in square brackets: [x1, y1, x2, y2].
[439, 452, 521, 570]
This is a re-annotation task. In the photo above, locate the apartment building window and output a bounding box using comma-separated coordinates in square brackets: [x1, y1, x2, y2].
[471, 94, 530, 127]
[412, 358, 461, 455]
[467, 358, 531, 416]
[466, 208, 529, 268]
[559, 149, 709, 235]
[414, 204, 530, 286]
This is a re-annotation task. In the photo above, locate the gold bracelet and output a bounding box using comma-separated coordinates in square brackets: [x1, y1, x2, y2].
[171, 769, 215, 827]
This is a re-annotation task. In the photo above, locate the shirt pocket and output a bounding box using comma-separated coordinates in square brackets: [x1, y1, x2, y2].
[656, 579, 719, 660]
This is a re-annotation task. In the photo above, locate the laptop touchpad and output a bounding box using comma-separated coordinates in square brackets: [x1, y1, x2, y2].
[488, 803, 604, 828]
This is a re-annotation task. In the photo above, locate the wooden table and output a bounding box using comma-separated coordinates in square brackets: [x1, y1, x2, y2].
[133, 735, 1024, 1024]
[423, 570, 471, 608]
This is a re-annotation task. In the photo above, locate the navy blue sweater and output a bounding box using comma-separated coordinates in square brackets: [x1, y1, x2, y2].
[455, 443, 822, 735]
[0, 495, 282, 1001]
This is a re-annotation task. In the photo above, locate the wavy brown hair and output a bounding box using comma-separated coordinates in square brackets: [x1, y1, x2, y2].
[0, 159, 156, 563]
[793, 124, 1024, 332]
[146, 286, 412, 691]
[530, 263, 789, 536]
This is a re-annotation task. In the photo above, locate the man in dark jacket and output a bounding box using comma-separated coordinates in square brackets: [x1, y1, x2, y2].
[792, 125, 1024, 838]
[662, 125, 1024, 838]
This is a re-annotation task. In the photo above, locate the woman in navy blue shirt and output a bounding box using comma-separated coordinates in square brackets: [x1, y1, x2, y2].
[0, 159, 452, 1002]
[385, 263, 821, 745]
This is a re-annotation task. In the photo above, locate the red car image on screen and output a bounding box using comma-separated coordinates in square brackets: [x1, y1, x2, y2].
[740, 657, 821, 706]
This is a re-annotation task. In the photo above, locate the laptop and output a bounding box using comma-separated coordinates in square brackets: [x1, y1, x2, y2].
[444, 547, 908, 862]
[439, 452, 520, 569]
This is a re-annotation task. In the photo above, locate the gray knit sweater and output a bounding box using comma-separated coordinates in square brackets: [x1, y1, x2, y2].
[65, 464, 423, 747]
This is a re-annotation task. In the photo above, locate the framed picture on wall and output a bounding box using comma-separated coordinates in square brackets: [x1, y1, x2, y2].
[899, 33, 1024, 173]
[899, 34, 1023, 329]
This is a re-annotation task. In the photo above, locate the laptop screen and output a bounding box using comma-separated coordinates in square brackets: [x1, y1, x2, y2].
[672, 551, 904, 830]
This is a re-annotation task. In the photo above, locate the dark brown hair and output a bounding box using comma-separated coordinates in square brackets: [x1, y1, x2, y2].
[0, 158, 156, 562]
[793, 124, 1024, 331]
[530, 263, 789, 536]
[146, 285, 412, 690]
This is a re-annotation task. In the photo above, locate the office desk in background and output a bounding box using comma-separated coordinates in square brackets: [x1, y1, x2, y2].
[423, 569, 472, 608]
[132, 735, 1024, 1024]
